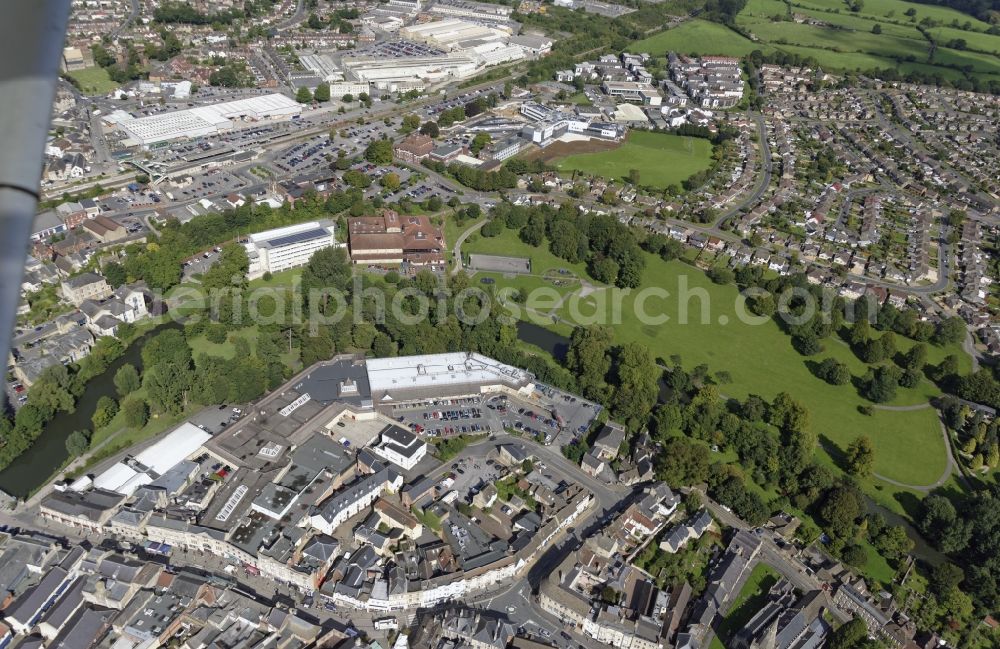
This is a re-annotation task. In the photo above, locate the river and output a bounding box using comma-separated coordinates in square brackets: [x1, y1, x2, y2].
[0, 321, 181, 498]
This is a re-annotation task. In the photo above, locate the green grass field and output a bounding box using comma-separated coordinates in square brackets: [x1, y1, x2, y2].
[552, 255, 968, 485]
[635, 19, 764, 57]
[66, 67, 119, 95]
[553, 131, 714, 189]
[635, 3, 1000, 84]
[468, 229, 968, 487]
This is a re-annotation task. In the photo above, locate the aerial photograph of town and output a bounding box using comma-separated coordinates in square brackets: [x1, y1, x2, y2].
[0, 0, 999, 648]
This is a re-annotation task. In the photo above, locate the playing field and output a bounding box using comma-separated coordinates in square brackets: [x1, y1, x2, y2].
[553, 131, 714, 189]
[66, 67, 119, 95]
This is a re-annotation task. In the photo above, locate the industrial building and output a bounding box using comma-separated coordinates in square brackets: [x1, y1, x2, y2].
[244, 220, 339, 279]
[341, 54, 479, 91]
[399, 19, 510, 51]
[106, 94, 301, 148]
[429, 0, 513, 23]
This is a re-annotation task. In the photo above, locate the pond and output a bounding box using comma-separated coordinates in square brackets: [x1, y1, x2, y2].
[0, 321, 181, 498]
[516, 320, 571, 362]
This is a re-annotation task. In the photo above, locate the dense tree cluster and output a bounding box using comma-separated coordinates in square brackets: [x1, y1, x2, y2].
[120, 188, 362, 291]
[486, 202, 646, 289]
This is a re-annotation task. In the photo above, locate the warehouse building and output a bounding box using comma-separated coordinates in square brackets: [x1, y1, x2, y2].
[342, 54, 479, 91]
[429, 0, 513, 23]
[111, 94, 301, 148]
[399, 19, 510, 50]
[244, 220, 339, 279]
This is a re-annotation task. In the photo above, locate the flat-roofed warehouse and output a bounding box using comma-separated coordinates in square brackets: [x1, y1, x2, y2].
[365, 352, 535, 404]
[399, 19, 510, 50]
[112, 93, 301, 147]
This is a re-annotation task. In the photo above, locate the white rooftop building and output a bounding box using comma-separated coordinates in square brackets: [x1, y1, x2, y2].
[91, 422, 210, 496]
[113, 93, 301, 147]
[244, 220, 339, 279]
[365, 352, 534, 402]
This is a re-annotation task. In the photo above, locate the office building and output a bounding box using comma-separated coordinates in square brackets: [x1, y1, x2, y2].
[244, 220, 339, 279]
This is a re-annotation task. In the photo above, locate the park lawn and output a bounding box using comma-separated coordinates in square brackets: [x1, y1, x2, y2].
[553, 131, 714, 189]
[464, 228, 593, 279]
[634, 19, 766, 57]
[67, 67, 119, 95]
[552, 255, 962, 486]
[567, 92, 592, 105]
[860, 539, 898, 586]
[711, 563, 780, 649]
[188, 325, 299, 367]
[249, 267, 302, 289]
[478, 272, 581, 320]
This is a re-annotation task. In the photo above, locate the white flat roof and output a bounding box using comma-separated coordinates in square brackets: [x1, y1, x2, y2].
[93, 462, 138, 492]
[366, 352, 531, 393]
[117, 94, 301, 145]
[134, 422, 210, 475]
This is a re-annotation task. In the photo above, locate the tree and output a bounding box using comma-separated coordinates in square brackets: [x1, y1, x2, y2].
[302, 246, 353, 312]
[143, 360, 192, 415]
[656, 437, 711, 487]
[816, 357, 851, 385]
[872, 23, 882, 33]
[933, 316, 966, 345]
[313, 82, 330, 102]
[341, 92, 354, 103]
[296, 86, 313, 103]
[201, 242, 249, 291]
[865, 365, 898, 403]
[918, 494, 971, 553]
[92, 395, 119, 429]
[122, 397, 149, 429]
[845, 435, 876, 477]
[401, 114, 421, 133]
[470, 132, 491, 155]
[827, 618, 867, 649]
[820, 483, 865, 538]
[103, 261, 127, 288]
[565, 326, 612, 401]
[903, 342, 927, 371]
[381, 172, 401, 191]
[114, 363, 141, 397]
[365, 138, 394, 165]
[420, 121, 440, 138]
[842, 543, 867, 566]
[65, 429, 92, 456]
[612, 343, 660, 428]
[343, 169, 372, 188]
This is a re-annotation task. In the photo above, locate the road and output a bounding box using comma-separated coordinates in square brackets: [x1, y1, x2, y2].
[276, 0, 306, 31]
[715, 111, 772, 229]
[450, 219, 486, 275]
[109, 0, 140, 39]
[866, 89, 997, 212]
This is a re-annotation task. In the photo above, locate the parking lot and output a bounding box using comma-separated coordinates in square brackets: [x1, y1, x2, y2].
[386, 386, 601, 448]
[188, 404, 245, 434]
